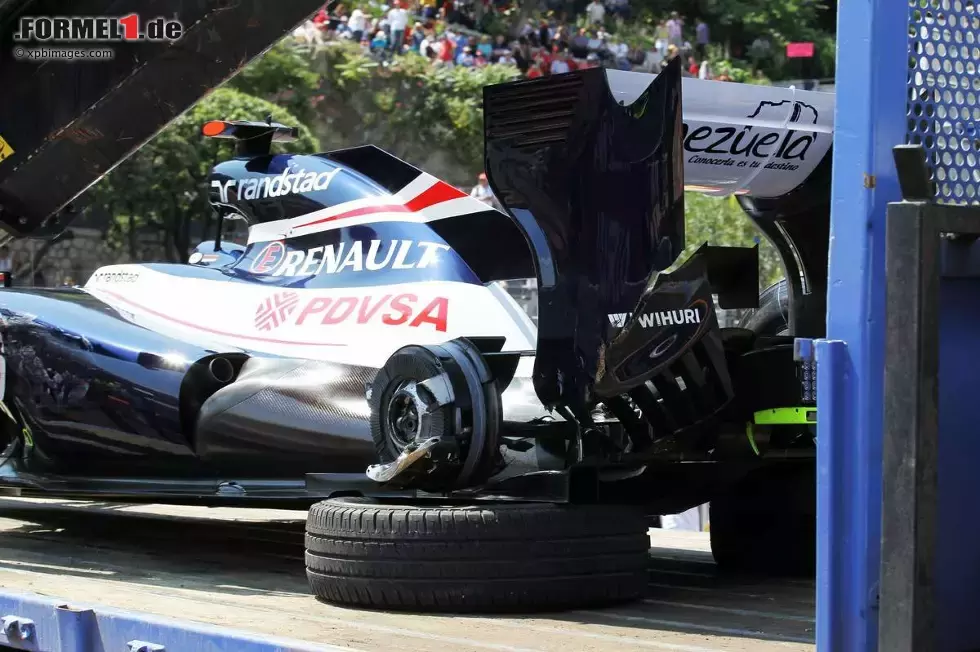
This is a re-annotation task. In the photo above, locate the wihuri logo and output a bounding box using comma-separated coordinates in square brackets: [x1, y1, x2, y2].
[608, 308, 702, 328]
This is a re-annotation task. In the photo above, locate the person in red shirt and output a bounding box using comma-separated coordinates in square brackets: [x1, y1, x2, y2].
[312, 5, 328, 27]
[537, 49, 552, 75]
[439, 35, 455, 63]
[688, 56, 699, 76]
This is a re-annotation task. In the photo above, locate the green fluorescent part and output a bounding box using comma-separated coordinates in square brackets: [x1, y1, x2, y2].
[745, 423, 761, 456]
[753, 407, 817, 425]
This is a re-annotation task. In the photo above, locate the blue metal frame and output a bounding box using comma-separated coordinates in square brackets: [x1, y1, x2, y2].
[0, 589, 347, 652]
[819, 0, 911, 650]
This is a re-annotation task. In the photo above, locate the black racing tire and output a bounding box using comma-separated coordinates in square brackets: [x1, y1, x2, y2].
[739, 278, 790, 336]
[305, 496, 650, 612]
[708, 464, 815, 576]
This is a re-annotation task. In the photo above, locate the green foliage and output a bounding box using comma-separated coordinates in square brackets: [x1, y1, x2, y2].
[690, 0, 831, 59]
[680, 193, 784, 289]
[630, 0, 835, 80]
[311, 42, 520, 186]
[89, 87, 317, 261]
[229, 42, 322, 124]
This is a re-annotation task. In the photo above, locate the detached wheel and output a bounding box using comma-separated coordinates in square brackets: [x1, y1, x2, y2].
[305, 496, 650, 612]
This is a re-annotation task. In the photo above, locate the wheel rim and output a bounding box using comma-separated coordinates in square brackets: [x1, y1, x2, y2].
[385, 380, 425, 449]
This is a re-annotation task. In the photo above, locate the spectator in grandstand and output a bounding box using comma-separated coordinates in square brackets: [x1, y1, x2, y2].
[406, 22, 421, 49]
[687, 55, 699, 76]
[552, 25, 571, 51]
[292, 19, 325, 46]
[698, 58, 712, 80]
[458, 46, 476, 66]
[419, 28, 437, 57]
[437, 31, 456, 64]
[550, 47, 571, 74]
[312, 6, 329, 29]
[477, 35, 493, 58]
[370, 29, 388, 52]
[570, 28, 590, 58]
[513, 36, 532, 74]
[387, 0, 410, 52]
[420, 0, 438, 20]
[470, 173, 495, 205]
[749, 35, 772, 69]
[666, 11, 683, 47]
[347, 5, 367, 43]
[654, 19, 669, 55]
[586, 0, 605, 25]
[611, 0, 631, 20]
[695, 18, 710, 58]
[537, 19, 551, 49]
[491, 34, 510, 56]
[290, 0, 764, 85]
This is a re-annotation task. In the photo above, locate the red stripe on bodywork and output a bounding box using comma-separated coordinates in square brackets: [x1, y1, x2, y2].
[404, 180, 467, 211]
[96, 290, 347, 348]
[295, 180, 468, 229]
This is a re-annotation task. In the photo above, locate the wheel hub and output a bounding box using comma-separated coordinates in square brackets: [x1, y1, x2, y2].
[386, 381, 426, 448]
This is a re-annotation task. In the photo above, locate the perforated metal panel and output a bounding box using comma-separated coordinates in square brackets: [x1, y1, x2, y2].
[907, 0, 980, 203]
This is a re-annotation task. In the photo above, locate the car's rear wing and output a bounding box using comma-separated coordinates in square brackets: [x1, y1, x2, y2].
[0, 0, 324, 241]
[603, 70, 835, 199]
[482, 59, 835, 416]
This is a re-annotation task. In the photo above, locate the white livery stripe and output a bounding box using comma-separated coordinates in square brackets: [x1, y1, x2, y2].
[247, 176, 500, 244]
[391, 172, 439, 202]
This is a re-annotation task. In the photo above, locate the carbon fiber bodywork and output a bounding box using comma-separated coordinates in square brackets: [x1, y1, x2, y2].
[196, 357, 380, 476]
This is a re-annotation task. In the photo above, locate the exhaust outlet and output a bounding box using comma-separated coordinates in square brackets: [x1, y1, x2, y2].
[208, 357, 235, 384]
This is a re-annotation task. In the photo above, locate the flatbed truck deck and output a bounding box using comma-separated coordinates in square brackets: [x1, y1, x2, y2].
[0, 497, 814, 651]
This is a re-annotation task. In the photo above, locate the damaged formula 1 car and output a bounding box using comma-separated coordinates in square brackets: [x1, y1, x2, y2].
[0, 50, 833, 610]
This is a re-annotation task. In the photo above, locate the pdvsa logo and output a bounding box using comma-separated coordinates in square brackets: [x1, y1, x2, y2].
[255, 291, 299, 331]
[252, 292, 450, 332]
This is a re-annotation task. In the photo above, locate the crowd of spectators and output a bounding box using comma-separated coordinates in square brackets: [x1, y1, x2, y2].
[289, 1, 778, 225]
[292, 0, 762, 83]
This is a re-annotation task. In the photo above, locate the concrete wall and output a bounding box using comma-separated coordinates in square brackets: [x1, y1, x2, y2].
[6, 227, 167, 287]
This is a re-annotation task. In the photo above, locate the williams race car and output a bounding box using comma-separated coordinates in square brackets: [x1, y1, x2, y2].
[0, 51, 834, 611]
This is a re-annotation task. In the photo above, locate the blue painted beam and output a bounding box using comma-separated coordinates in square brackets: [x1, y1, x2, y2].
[821, 0, 910, 650]
[0, 589, 357, 652]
